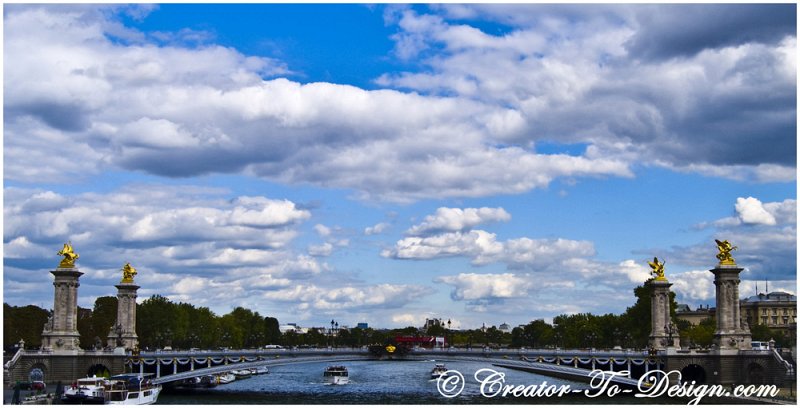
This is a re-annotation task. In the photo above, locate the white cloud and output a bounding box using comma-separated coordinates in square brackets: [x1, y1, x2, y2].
[406, 207, 511, 235]
[435, 273, 533, 300]
[735, 196, 777, 225]
[364, 222, 390, 235]
[5, 5, 634, 203]
[308, 242, 333, 257]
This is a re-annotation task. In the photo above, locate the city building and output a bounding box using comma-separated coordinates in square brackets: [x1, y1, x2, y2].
[677, 291, 797, 338]
[279, 323, 308, 334]
[498, 322, 511, 334]
[356, 322, 369, 330]
[675, 304, 715, 326]
[740, 291, 797, 336]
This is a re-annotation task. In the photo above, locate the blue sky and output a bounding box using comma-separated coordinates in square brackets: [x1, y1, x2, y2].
[3, 4, 796, 330]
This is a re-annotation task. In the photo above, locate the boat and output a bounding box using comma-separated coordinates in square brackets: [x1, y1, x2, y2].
[231, 369, 252, 379]
[250, 366, 269, 375]
[62, 375, 108, 404]
[176, 375, 217, 389]
[217, 372, 236, 384]
[103, 374, 161, 405]
[21, 393, 56, 405]
[323, 365, 349, 385]
[430, 363, 450, 380]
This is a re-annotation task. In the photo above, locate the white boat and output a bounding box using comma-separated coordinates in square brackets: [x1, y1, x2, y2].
[104, 374, 161, 405]
[231, 369, 252, 379]
[62, 375, 108, 404]
[430, 363, 450, 380]
[323, 365, 349, 385]
[250, 366, 269, 375]
[217, 372, 236, 384]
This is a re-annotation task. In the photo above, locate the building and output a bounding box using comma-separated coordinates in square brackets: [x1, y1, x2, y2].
[279, 323, 308, 334]
[675, 304, 715, 326]
[356, 323, 368, 330]
[498, 322, 511, 334]
[740, 291, 797, 336]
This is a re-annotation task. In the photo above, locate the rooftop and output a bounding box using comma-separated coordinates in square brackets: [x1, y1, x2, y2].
[742, 291, 797, 303]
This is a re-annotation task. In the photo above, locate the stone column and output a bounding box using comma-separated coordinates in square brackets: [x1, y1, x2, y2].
[648, 279, 677, 350]
[710, 265, 752, 350]
[108, 282, 140, 350]
[41, 268, 84, 351]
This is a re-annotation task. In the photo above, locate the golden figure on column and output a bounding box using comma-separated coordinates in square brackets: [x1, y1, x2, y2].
[121, 263, 137, 283]
[648, 257, 667, 281]
[57, 242, 79, 268]
[715, 239, 738, 266]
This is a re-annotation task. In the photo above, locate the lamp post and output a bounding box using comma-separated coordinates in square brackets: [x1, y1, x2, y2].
[585, 332, 596, 350]
[447, 319, 452, 349]
[663, 324, 675, 348]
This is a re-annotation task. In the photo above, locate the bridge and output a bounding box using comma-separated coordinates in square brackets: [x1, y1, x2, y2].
[131, 347, 664, 385]
[6, 342, 793, 389]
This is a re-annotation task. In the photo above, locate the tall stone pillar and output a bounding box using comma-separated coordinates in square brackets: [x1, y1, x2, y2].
[108, 263, 139, 350]
[648, 280, 676, 349]
[41, 244, 83, 351]
[647, 257, 679, 350]
[711, 239, 751, 350]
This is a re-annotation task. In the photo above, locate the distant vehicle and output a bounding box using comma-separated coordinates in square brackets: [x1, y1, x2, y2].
[264, 345, 284, 349]
[751, 341, 769, 351]
[162, 346, 172, 351]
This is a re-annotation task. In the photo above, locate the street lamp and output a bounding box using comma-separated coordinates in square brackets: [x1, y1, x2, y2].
[663, 324, 675, 348]
[447, 319, 451, 349]
[585, 332, 596, 350]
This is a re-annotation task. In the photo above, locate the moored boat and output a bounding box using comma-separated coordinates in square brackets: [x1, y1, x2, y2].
[250, 366, 269, 375]
[62, 376, 107, 404]
[104, 374, 161, 405]
[217, 372, 236, 384]
[231, 369, 252, 379]
[323, 365, 349, 385]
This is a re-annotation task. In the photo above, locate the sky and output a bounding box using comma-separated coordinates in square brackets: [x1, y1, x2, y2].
[3, 4, 797, 330]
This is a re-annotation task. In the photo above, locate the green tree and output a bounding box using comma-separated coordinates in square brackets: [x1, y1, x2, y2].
[4, 303, 49, 350]
[88, 296, 118, 349]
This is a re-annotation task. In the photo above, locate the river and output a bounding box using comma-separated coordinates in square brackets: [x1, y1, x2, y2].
[156, 359, 687, 404]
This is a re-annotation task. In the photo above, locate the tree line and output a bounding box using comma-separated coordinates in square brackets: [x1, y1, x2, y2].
[4, 283, 791, 352]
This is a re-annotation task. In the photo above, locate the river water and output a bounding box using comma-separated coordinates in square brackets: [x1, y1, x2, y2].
[156, 359, 686, 405]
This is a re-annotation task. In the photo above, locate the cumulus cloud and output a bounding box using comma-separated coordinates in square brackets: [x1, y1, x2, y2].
[379, 5, 796, 181]
[406, 207, 510, 235]
[2, 185, 324, 307]
[664, 197, 796, 282]
[435, 273, 533, 301]
[735, 197, 777, 225]
[263, 283, 435, 317]
[6, 5, 633, 203]
[364, 222, 390, 235]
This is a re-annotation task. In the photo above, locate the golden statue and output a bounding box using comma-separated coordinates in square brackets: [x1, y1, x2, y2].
[57, 242, 79, 268]
[715, 239, 738, 266]
[121, 263, 137, 283]
[647, 257, 667, 281]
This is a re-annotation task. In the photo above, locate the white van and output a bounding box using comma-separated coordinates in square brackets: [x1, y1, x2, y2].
[751, 341, 769, 351]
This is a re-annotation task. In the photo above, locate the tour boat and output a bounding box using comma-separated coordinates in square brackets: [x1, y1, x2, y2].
[430, 363, 450, 380]
[62, 375, 108, 404]
[323, 365, 349, 385]
[103, 374, 161, 405]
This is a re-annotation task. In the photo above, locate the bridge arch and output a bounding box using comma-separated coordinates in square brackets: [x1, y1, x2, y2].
[679, 364, 706, 385]
[87, 363, 111, 378]
[746, 362, 765, 384]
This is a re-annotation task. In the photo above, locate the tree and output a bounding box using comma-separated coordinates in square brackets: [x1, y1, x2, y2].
[4, 303, 49, 350]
